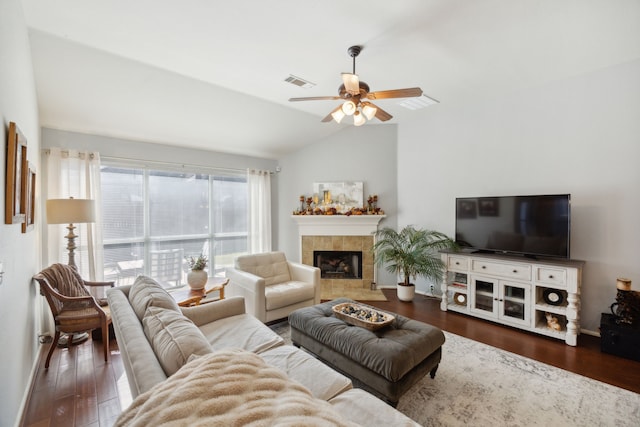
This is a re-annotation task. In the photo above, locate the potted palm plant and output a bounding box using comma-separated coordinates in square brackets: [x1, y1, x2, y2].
[372, 225, 457, 302]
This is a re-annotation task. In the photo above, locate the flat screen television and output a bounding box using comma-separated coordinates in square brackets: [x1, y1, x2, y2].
[455, 194, 571, 259]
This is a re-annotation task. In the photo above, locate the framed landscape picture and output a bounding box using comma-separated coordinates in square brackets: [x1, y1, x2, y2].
[5, 122, 27, 224]
[313, 181, 363, 212]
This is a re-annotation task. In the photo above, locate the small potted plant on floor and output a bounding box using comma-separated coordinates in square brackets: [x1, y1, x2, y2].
[186, 253, 208, 290]
[372, 225, 457, 302]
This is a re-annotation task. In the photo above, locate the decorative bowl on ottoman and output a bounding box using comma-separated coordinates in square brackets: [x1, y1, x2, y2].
[332, 302, 395, 331]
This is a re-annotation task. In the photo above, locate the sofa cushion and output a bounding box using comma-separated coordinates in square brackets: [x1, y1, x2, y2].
[235, 251, 291, 286]
[107, 288, 169, 397]
[260, 345, 352, 400]
[198, 313, 284, 354]
[142, 306, 212, 376]
[329, 388, 420, 426]
[265, 280, 316, 310]
[129, 275, 180, 321]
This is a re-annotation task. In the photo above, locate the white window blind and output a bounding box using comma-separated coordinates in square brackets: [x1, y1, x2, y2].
[100, 163, 247, 287]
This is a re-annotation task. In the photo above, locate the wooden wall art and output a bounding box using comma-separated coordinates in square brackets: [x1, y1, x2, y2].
[5, 122, 27, 224]
[22, 164, 35, 233]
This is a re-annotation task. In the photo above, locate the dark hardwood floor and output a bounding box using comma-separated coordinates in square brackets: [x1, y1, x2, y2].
[20, 332, 130, 427]
[20, 289, 640, 426]
[371, 290, 640, 395]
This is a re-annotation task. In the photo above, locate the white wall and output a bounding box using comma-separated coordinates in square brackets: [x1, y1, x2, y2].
[41, 128, 278, 173]
[0, 0, 41, 425]
[277, 124, 398, 287]
[398, 59, 640, 333]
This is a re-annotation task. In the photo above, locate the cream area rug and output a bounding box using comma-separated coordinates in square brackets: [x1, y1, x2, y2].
[270, 322, 640, 427]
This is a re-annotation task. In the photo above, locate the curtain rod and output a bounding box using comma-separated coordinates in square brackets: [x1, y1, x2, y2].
[101, 155, 246, 174]
[43, 148, 95, 159]
[102, 155, 278, 175]
[44, 150, 278, 174]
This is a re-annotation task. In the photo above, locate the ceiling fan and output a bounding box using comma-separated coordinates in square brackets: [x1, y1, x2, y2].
[289, 45, 423, 126]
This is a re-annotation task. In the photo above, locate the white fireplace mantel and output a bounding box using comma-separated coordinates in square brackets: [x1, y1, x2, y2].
[291, 215, 386, 237]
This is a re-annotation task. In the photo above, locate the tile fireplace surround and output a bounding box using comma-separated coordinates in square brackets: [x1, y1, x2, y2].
[292, 215, 386, 294]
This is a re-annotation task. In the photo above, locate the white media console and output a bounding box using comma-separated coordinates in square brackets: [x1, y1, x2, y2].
[440, 250, 584, 346]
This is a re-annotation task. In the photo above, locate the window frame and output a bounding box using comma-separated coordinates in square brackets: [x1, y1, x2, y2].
[100, 159, 248, 285]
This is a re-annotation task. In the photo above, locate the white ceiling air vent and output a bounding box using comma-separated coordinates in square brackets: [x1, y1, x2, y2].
[398, 95, 440, 110]
[284, 74, 316, 89]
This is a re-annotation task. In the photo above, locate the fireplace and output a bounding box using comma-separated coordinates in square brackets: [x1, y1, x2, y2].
[292, 215, 385, 292]
[314, 250, 362, 280]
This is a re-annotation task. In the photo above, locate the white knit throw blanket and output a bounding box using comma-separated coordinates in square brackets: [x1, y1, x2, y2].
[115, 348, 360, 427]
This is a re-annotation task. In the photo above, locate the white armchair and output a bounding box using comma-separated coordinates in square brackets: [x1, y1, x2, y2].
[225, 251, 320, 323]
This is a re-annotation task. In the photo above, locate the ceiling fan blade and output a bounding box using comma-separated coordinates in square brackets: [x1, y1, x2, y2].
[289, 96, 342, 102]
[366, 87, 423, 100]
[321, 113, 334, 123]
[322, 106, 339, 122]
[342, 73, 360, 96]
[372, 104, 393, 122]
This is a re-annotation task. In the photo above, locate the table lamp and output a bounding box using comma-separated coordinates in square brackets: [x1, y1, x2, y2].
[46, 197, 95, 269]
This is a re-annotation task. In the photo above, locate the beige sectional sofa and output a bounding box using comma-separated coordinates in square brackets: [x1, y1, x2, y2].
[108, 276, 420, 426]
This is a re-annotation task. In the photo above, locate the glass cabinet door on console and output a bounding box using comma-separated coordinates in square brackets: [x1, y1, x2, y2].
[470, 277, 498, 316]
[498, 281, 531, 327]
[470, 277, 531, 327]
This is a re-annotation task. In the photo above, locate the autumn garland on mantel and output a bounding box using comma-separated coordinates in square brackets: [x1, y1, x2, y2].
[293, 194, 384, 216]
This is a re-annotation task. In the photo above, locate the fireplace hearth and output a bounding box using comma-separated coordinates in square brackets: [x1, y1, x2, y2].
[314, 250, 362, 280]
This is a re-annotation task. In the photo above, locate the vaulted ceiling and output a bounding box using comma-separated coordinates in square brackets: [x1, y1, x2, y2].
[22, 0, 640, 159]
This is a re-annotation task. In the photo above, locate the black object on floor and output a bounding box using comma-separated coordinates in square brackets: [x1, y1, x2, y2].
[600, 313, 640, 362]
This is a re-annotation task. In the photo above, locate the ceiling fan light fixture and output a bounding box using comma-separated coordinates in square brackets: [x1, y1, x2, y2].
[288, 45, 425, 126]
[362, 102, 377, 120]
[331, 109, 346, 123]
[353, 111, 366, 126]
[342, 100, 356, 116]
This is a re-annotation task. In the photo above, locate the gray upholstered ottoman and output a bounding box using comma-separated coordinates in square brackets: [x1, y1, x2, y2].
[289, 298, 445, 406]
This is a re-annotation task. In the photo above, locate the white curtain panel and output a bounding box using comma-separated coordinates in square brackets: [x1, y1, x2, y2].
[44, 147, 104, 279]
[40, 148, 105, 336]
[247, 169, 272, 254]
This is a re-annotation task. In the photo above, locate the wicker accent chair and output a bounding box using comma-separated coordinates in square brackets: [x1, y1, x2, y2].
[34, 263, 114, 369]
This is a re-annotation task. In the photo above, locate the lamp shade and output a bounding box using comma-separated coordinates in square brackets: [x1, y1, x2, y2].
[341, 100, 356, 116]
[331, 109, 346, 123]
[353, 111, 366, 126]
[46, 198, 96, 224]
[362, 102, 377, 120]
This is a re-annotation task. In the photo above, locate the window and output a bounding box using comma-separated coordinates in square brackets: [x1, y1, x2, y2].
[100, 163, 247, 287]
